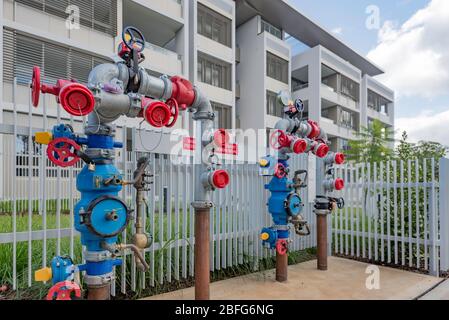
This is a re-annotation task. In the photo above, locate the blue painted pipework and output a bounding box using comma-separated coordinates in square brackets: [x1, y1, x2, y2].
[50, 124, 126, 280]
[259, 156, 303, 250]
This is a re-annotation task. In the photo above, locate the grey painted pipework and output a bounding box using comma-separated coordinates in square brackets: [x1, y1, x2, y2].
[87, 61, 217, 206]
[191, 87, 216, 207]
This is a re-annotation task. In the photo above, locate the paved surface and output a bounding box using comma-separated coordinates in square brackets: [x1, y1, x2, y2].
[419, 279, 449, 300]
[145, 257, 442, 300]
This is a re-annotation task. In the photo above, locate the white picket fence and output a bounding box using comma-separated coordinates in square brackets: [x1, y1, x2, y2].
[331, 159, 449, 277]
[1, 79, 448, 296]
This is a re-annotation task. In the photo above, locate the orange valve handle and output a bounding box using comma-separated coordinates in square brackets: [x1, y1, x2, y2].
[47, 138, 81, 168]
[46, 281, 82, 300]
[165, 98, 179, 128]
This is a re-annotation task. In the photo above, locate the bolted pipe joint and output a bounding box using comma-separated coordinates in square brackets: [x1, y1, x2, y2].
[201, 169, 230, 190]
[322, 177, 345, 192]
[324, 152, 345, 166]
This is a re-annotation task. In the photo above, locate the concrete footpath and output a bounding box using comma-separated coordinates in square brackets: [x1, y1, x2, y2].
[145, 257, 445, 300]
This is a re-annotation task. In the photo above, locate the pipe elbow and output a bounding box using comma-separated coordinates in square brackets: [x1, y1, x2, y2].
[88, 63, 128, 90]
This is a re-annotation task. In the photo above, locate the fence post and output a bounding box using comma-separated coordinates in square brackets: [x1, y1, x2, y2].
[439, 158, 449, 273]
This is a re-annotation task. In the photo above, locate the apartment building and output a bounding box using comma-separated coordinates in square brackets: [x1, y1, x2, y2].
[0, 0, 394, 174]
[0, 0, 236, 155]
[235, 0, 395, 155]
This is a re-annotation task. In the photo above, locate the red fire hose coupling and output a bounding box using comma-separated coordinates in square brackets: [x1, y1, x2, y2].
[309, 140, 329, 158]
[142, 98, 171, 128]
[324, 152, 345, 165]
[31, 66, 94, 116]
[323, 178, 345, 192]
[202, 170, 230, 190]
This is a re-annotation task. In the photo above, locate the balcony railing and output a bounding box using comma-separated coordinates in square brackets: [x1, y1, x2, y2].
[143, 42, 182, 76]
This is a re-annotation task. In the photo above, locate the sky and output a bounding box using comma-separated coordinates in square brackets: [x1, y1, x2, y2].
[287, 0, 449, 147]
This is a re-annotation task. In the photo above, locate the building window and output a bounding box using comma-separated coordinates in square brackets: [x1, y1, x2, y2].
[266, 91, 284, 118]
[368, 89, 389, 115]
[340, 75, 359, 102]
[339, 109, 356, 130]
[266, 52, 288, 84]
[212, 102, 232, 129]
[14, 0, 118, 36]
[3, 30, 110, 85]
[261, 19, 282, 40]
[340, 138, 351, 151]
[197, 3, 232, 47]
[197, 54, 232, 90]
[292, 77, 308, 91]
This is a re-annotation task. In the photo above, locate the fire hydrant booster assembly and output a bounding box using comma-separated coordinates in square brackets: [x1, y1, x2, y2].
[32, 27, 230, 300]
[259, 91, 345, 281]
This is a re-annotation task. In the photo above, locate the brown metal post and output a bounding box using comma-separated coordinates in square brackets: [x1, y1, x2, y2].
[87, 284, 110, 300]
[275, 251, 288, 282]
[194, 208, 210, 300]
[316, 212, 328, 271]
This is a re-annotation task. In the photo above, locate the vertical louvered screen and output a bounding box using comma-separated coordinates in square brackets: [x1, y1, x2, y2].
[4, 29, 112, 85]
[14, 0, 117, 36]
[3, 29, 15, 83]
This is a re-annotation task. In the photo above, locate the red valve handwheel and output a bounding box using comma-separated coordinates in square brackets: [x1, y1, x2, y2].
[47, 138, 81, 168]
[46, 281, 81, 301]
[165, 98, 179, 128]
[270, 130, 288, 150]
[276, 239, 288, 256]
[274, 163, 287, 179]
[31, 66, 41, 107]
[59, 83, 95, 116]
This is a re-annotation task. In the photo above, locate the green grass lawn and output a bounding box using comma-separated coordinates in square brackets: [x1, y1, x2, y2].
[0, 211, 317, 300]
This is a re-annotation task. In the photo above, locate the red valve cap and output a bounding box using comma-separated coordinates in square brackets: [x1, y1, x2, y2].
[335, 153, 345, 165]
[292, 139, 307, 154]
[31, 66, 41, 107]
[315, 143, 329, 158]
[212, 170, 230, 189]
[144, 101, 171, 128]
[214, 129, 230, 147]
[59, 83, 95, 116]
[334, 178, 345, 191]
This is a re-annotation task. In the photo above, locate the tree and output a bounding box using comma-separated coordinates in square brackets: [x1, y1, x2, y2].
[396, 131, 448, 160]
[346, 119, 395, 163]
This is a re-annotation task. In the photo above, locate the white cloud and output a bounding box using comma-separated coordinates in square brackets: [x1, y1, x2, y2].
[331, 27, 343, 35]
[367, 0, 449, 98]
[396, 109, 449, 146]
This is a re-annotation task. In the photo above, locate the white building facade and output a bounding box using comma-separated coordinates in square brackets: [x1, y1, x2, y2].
[0, 0, 395, 198]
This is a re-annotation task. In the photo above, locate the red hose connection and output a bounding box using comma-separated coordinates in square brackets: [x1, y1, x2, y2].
[211, 170, 230, 189]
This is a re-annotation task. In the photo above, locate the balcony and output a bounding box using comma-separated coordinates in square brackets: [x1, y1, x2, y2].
[321, 83, 359, 111]
[141, 42, 183, 76]
[320, 117, 357, 140]
[129, 0, 183, 22]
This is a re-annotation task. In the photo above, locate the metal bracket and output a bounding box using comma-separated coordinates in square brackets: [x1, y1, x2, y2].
[83, 250, 112, 262]
[191, 201, 214, 209]
[83, 272, 114, 286]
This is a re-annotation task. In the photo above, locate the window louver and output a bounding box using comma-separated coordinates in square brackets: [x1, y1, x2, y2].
[14, 0, 117, 36]
[3, 28, 111, 85]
